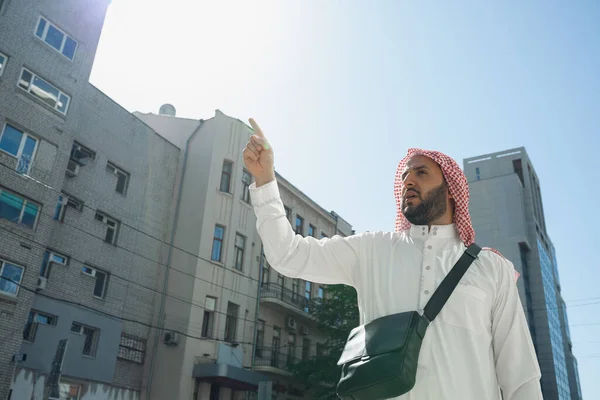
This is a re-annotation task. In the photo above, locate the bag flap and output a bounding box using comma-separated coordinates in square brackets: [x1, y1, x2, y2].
[337, 311, 425, 365]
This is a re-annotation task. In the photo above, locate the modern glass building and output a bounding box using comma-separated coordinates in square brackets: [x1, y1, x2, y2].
[463, 147, 582, 400]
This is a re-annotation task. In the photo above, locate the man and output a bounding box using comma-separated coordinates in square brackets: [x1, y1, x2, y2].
[244, 118, 543, 400]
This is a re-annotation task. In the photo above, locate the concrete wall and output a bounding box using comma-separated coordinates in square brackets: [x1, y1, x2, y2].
[19, 296, 122, 383]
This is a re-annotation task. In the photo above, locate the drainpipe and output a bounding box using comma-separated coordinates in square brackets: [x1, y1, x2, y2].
[251, 244, 265, 371]
[146, 120, 204, 400]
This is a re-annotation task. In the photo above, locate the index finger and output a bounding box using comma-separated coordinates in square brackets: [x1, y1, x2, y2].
[249, 118, 266, 138]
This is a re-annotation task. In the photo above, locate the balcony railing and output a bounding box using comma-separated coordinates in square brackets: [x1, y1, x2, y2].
[254, 346, 302, 372]
[260, 283, 311, 314]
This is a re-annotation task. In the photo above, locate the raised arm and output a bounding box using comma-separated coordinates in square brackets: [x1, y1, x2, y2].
[244, 118, 363, 286]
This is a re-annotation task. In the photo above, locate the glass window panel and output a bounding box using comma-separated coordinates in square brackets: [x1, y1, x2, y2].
[94, 271, 106, 297]
[63, 36, 77, 59]
[35, 18, 46, 38]
[214, 226, 224, 239]
[45, 24, 64, 51]
[31, 75, 59, 108]
[57, 93, 69, 113]
[21, 202, 39, 228]
[18, 69, 32, 90]
[0, 125, 23, 156]
[0, 262, 23, 295]
[0, 191, 24, 223]
[0, 54, 6, 75]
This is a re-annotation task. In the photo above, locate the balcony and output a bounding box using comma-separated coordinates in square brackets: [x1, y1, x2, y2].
[254, 347, 301, 376]
[260, 283, 313, 318]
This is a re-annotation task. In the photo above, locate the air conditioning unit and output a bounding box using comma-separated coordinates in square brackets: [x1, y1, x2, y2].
[36, 277, 47, 290]
[286, 317, 297, 330]
[163, 331, 180, 346]
[300, 326, 309, 336]
[65, 160, 79, 177]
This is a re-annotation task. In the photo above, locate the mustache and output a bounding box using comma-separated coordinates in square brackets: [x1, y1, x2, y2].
[403, 189, 421, 199]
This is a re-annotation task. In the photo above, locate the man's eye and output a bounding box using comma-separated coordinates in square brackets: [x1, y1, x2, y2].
[418, 170, 426, 175]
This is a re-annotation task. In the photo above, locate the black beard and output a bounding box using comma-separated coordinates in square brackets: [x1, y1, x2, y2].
[402, 182, 448, 226]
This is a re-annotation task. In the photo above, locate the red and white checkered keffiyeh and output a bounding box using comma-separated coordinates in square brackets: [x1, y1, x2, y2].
[393, 148, 520, 281]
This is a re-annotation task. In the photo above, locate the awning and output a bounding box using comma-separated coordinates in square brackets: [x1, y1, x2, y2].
[193, 363, 270, 391]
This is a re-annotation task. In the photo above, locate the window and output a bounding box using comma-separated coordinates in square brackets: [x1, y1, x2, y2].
[224, 302, 239, 342]
[118, 333, 146, 364]
[201, 296, 217, 338]
[317, 286, 324, 302]
[0, 259, 24, 296]
[302, 338, 311, 360]
[287, 333, 296, 364]
[18, 68, 70, 114]
[513, 159, 524, 187]
[58, 382, 81, 400]
[40, 250, 68, 278]
[94, 211, 119, 244]
[0, 51, 7, 77]
[316, 342, 325, 357]
[71, 322, 99, 357]
[241, 169, 252, 203]
[81, 266, 108, 299]
[234, 233, 246, 270]
[34, 16, 78, 60]
[23, 310, 57, 342]
[308, 224, 316, 237]
[291, 279, 299, 304]
[295, 215, 304, 235]
[321, 232, 328, 238]
[220, 161, 232, 193]
[256, 320, 265, 357]
[475, 167, 480, 181]
[106, 162, 130, 195]
[53, 193, 83, 222]
[0, 123, 38, 174]
[211, 225, 225, 262]
[0, 188, 40, 228]
[71, 141, 96, 162]
[284, 206, 292, 222]
[304, 281, 312, 312]
[271, 327, 281, 367]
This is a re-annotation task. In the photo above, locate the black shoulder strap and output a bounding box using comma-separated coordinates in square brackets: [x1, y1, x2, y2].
[423, 243, 482, 323]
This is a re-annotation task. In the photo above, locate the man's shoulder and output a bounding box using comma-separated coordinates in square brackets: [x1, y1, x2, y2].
[475, 247, 518, 282]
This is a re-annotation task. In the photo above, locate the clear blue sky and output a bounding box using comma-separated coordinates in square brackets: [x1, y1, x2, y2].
[90, 0, 600, 396]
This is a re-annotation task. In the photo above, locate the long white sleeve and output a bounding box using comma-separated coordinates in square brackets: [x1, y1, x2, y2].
[250, 179, 364, 286]
[491, 257, 543, 400]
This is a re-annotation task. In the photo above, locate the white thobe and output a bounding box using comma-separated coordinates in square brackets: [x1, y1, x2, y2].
[250, 180, 543, 400]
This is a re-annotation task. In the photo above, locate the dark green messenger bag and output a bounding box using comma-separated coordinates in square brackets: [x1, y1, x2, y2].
[336, 244, 482, 400]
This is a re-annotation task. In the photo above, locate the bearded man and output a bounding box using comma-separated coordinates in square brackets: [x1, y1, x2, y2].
[243, 118, 542, 400]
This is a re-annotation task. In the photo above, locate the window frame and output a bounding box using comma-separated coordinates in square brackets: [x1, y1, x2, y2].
[18, 67, 71, 115]
[211, 225, 225, 262]
[224, 301, 239, 342]
[241, 169, 252, 203]
[308, 224, 316, 237]
[106, 161, 130, 196]
[201, 296, 217, 338]
[0, 123, 39, 175]
[0, 187, 40, 229]
[70, 322, 100, 357]
[0, 258, 25, 297]
[34, 16, 78, 60]
[0, 51, 7, 77]
[295, 215, 304, 235]
[81, 265, 108, 299]
[23, 310, 57, 342]
[220, 160, 233, 193]
[94, 211, 120, 245]
[234, 233, 246, 271]
[40, 249, 68, 278]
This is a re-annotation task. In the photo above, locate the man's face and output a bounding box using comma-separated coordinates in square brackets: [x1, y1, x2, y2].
[400, 155, 452, 226]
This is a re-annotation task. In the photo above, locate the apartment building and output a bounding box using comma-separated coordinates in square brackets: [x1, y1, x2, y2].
[0, 1, 180, 399]
[253, 174, 354, 398]
[463, 147, 582, 400]
[135, 109, 354, 400]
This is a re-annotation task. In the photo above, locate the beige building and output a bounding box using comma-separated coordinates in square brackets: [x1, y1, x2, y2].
[135, 108, 354, 400]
